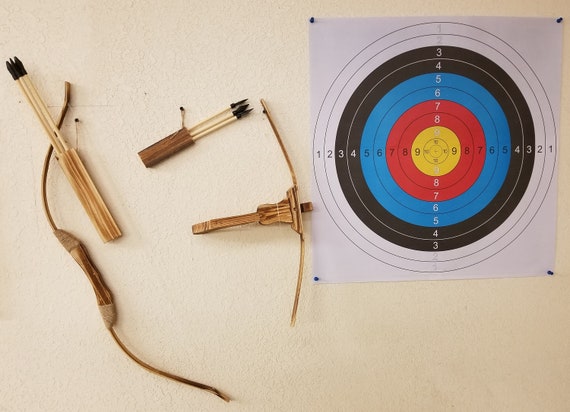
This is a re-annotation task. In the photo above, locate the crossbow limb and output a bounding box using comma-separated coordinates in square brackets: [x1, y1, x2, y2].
[41, 82, 230, 402]
[192, 99, 312, 326]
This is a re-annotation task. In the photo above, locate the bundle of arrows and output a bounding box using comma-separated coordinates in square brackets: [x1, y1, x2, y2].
[138, 99, 252, 167]
[6, 57, 121, 243]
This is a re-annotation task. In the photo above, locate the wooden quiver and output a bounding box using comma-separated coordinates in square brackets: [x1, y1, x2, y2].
[138, 127, 195, 168]
[57, 148, 121, 243]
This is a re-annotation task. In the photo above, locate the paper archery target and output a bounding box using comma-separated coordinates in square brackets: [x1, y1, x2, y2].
[337, 45, 533, 251]
[311, 18, 561, 279]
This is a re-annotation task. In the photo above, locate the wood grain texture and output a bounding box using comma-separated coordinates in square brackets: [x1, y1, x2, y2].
[57, 149, 122, 242]
[138, 127, 194, 167]
[54, 229, 116, 327]
[192, 187, 313, 234]
[192, 212, 260, 234]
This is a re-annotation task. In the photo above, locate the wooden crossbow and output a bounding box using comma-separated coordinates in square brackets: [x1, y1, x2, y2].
[192, 99, 313, 326]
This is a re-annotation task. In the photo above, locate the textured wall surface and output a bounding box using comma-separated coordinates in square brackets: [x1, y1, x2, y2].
[1, 1, 570, 411]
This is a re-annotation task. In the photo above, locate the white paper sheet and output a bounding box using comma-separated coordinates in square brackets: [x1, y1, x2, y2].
[310, 17, 562, 282]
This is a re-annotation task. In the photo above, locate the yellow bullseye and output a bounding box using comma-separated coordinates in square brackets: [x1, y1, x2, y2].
[411, 126, 461, 176]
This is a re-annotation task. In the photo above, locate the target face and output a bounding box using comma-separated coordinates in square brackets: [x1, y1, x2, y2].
[310, 17, 561, 282]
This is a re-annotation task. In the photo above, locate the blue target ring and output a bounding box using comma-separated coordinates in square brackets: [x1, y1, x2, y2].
[360, 73, 510, 227]
[335, 46, 535, 251]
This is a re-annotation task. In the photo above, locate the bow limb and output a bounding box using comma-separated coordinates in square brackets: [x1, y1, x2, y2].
[260, 99, 298, 186]
[41, 81, 70, 231]
[289, 185, 309, 327]
[290, 231, 305, 327]
[109, 328, 230, 402]
[260, 99, 310, 326]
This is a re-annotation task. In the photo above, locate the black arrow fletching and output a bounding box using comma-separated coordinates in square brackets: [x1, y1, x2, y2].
[235, 107, 253, 119]
[232, 103, 250, 116]
[6, 56, 27, 80]
[13, 56, 27, 75]
[230, 98, 248, 108]
[6, 59, 18, 80]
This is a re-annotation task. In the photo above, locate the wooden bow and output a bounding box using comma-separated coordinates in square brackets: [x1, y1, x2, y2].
[35, 82, 229, 402]
[192, 99, 312, 326]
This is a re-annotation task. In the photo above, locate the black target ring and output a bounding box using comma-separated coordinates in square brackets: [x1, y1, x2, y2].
[335, 45, 535, 251]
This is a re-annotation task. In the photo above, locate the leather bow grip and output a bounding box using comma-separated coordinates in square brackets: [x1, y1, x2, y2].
[54, 229, 116, 329]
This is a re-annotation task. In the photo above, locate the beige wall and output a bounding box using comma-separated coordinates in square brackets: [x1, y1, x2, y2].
[1, 1, 569, 411]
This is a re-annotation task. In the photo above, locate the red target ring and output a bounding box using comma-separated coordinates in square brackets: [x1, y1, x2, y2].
[385, 100, 486, 201]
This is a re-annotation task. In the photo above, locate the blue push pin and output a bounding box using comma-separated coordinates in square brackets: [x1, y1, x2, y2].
[310, 17, 315, 23]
